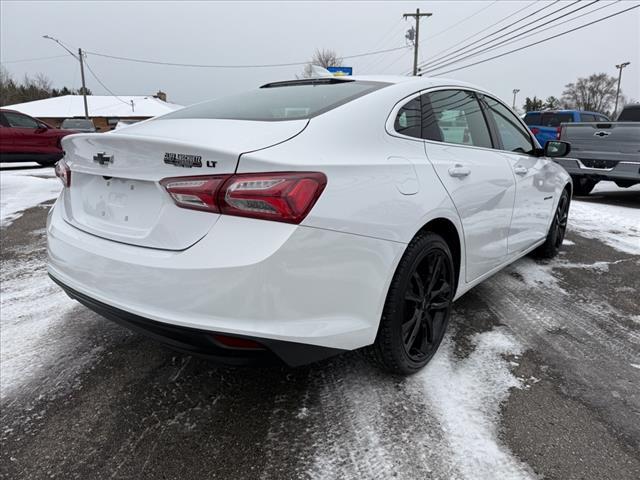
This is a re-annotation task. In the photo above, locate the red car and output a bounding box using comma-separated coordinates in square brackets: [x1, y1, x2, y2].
[0, 109, 77, 166]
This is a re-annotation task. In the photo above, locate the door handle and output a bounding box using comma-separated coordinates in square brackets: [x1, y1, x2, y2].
[448, 165, 471, 178]
[514, 165, 528, 176]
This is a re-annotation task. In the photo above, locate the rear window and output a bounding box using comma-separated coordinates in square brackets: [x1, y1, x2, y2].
[61, 119, 95, 129]
[618, 105, 640, 122]
[523, 113, 541, 126]
[539, 113, 574, 127]
[161, 80, 388, 122]
[524, 112, 574, 127]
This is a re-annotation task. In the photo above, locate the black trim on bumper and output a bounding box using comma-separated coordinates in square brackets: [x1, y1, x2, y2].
[49, 274, 345, 367]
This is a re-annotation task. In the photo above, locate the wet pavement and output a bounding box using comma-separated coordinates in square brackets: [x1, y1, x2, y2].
[1, 169, 639, 480]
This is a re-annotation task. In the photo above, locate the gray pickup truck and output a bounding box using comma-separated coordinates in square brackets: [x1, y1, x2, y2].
[556, 104, 639, 195]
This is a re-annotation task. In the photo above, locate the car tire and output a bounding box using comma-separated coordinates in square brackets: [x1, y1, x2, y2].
[571, 176, 597, 196]
[366, 232, 454, 375]
[534, 188, 570, 259]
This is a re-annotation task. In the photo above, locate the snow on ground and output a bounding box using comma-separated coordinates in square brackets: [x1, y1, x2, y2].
[0, 166, 61, 226]
[570, 201, 640, 255]
[413, 330, 535, 480]
[569, 182, 640, 255]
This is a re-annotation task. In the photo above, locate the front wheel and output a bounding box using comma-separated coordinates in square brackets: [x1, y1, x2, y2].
[366, 232, 455, 375]
[534, 189, 570, 259]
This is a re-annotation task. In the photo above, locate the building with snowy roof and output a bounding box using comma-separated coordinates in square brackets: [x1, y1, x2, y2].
[3, 91, 182, 132]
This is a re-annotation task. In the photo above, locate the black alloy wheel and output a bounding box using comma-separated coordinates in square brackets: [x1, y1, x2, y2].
[402, 250, 453, 363]
[367, 232, 455, 374]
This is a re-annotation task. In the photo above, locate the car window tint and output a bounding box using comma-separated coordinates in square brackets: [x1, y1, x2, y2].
[162, 80, 388, 121]
[4, 112, 39, 128]
[539, 112, 573, 127]
[523, 113, 541, 125]
[597, 115, 610, 122]
[484, 97, 535, 154]
[394, 96, 422, 139]
[0, 113, 9, 127]
[581, 114, 596, 122]
[424, 90, 492, 149]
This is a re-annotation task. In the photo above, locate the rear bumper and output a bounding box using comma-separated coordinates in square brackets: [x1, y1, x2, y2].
[50, 274, 343, 366]
[553, 158, 640, 183]
[47, 200, 405, 355]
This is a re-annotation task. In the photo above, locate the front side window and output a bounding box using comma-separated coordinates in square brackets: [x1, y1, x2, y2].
[394, 96, 422, 139]
[483, 97, 535, 154]
[581, 113, 596, 122]
[4, 112, 39, 129]
[423, 90, 492, 149]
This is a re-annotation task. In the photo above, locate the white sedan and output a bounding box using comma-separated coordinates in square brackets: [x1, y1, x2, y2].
[47, 76, 572, 374]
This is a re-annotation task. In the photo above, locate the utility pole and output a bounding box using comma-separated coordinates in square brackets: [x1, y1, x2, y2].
[42, 35, 89, 118]
[403, 8, 432, 76]
[512, 89, 520, 110]
[613, 61, 630, 118]
[78, 48, 89, 119]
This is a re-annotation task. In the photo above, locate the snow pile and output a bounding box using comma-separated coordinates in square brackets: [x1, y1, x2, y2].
[0, 254, 81, 399]
[569, 200, 640, 255]
[0, 169, 61, 226]
[414, 329, 535, 480]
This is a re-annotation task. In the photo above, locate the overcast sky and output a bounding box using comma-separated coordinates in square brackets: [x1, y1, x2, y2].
[1, 0, 638, 110]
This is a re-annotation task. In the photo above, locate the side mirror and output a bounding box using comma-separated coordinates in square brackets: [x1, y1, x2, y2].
[544, 140, 571, 158]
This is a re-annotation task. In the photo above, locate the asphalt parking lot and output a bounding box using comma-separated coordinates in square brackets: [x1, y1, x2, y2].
[1, 164, 639, 480]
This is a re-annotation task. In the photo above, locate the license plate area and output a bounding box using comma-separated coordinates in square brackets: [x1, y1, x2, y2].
[70, 173, 164, 237]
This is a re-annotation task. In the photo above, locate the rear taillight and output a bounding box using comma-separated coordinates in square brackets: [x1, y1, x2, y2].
[160, 175, 227, 213]
[556, 126, 562, 139]
[221, 172, 327, 224]
[160, 172, 327, 224]
[530, 127, 540, 135]
[54, 159, 71, 187]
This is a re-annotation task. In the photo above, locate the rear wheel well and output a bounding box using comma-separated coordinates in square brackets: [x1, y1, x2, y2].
[416, 218, 461, 292]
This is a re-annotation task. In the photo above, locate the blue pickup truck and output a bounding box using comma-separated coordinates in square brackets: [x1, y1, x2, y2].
[523, 110, 610, 146]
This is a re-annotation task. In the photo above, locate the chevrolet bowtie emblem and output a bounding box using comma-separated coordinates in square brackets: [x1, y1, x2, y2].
[93, 152, 113, 165]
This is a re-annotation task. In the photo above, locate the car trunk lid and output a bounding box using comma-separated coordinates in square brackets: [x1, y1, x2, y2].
[60, 118, 308, 250]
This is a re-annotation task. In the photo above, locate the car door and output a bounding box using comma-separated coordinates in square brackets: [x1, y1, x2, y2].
[422, 89, 516, 282]
[480, 95, 554, 253]
[2, 111, 47, 153]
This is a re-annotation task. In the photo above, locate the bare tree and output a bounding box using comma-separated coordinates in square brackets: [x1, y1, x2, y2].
[302, 49, 342, 78]
[562, 73, 618, 115]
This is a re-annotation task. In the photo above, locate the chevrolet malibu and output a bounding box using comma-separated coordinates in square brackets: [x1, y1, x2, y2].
[47, 76, 572, 374]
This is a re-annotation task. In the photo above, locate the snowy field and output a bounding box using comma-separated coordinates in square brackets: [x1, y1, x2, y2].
[1, 164, 639, 480]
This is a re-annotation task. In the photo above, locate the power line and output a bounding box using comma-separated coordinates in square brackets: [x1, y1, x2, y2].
[83, 58, 133, 108]
[411, 0, 538, 74]
[420, 0, 597, 75]
[424, 4, 640, 77]
[1, 54, 68, 64]
[421, 0, 621, 76]
[425, 1, 499, 41]
[85, 44, 411, 69]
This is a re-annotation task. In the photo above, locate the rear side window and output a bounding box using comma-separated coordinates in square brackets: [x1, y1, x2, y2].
[617, 106, 640, 121]
[423, 90, 492, 149]
[394, 96, 422, 139]
[539, 112, 574, 127]
[161, 80, 388, 122]
[524, 113, 541, 126]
